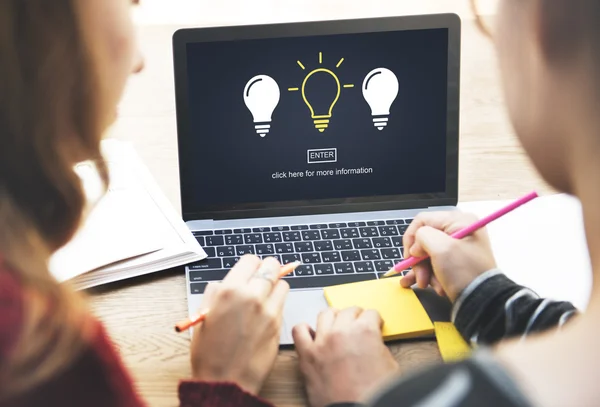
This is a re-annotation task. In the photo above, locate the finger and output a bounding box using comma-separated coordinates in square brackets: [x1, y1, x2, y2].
[316, 308, 337, 334]
[199, 282, 219, 309]
[222, 254, 261, 286]
[333, 306, 363, 328]
[264, 279, 290, 319]
[414, 226, 456, 259]
[413, 263, 431, 289]
[400, 270, 416, 288]
[292, 323, 315, 355]
[430, 275, 446, 297]
[358, 309, 384, 330]
[246, 257, 281, 299]
[403, 211, 474, 255]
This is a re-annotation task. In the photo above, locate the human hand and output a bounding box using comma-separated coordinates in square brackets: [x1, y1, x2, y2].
[400, 211, 497, 302]
[190, 255, 289, 395]
[292, 307, 398, 407]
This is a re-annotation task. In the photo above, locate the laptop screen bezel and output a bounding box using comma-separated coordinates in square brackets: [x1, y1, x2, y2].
[173, 14, 461, 221]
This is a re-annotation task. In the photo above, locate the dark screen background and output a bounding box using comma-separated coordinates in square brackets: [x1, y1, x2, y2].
[183, 28, 449, 209]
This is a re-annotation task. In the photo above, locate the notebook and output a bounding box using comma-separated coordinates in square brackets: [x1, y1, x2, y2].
[323, 276, 434, 341]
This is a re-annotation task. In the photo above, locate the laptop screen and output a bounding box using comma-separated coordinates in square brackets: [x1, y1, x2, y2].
[177, 21, 457, 219]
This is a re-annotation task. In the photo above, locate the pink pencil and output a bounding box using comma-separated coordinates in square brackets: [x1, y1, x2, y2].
[383, 191, 539, 277]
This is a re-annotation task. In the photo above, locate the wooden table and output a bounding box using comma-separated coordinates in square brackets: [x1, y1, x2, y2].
[91, 6, 554, 406]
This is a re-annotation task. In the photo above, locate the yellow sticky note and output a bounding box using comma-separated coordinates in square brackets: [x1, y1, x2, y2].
[324, 277, 434, 341]
[434, 322, 471, 362]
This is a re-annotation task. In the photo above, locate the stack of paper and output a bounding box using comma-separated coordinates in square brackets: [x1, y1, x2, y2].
[324, 276, 435, 341]
[49, 139, 206, 290]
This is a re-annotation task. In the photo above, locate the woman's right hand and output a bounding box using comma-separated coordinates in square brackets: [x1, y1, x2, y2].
[190, 255, 289, 395]
[400, 211, 497, 302]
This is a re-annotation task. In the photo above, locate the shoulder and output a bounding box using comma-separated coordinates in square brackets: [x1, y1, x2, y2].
[0, 260, 24, 360]
[370, 351, 533, 407]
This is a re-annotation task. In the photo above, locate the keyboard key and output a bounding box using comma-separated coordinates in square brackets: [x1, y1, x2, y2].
[378, 226, 398, 236]
[398, 225, 409, 235]
[195, 236, 205, 246]
[352, 238, 372, 249]
[341, 250, 361, 261]
[321, 229, 340, 239]
[244, 234, 263, 244]
[314, 240, 333, 251]
[264, 232, 282, 243]
[214, 229, 232, 235]
[193, 230, 213, 236]
[253, 227, 270, 232]
[283, 231, 302, 241]
[309, 224, 328, 230]
[216, 246, 235, 257]
[347, 222, 366, 227]
[315, 264, 335, 275]
[255, 244, 274, 255]
[222, 257, 240, 268]
[294, 242, 314, 252]
[275, 243, 294, 254]
[282, 253, 301, 264]
[405, 219, 414, 224]
[295, 265, 315, 276]
[381, 248, 402, 260]
[272, 226, 290, 231]
[189, 258, 222, 270]
[282, 273, 375, 289]
[372, 237, 392, 248]
[234, 228, 251, 233]
[340, 228, 359, 238]
[328, 222, 347, 228]
[355, 261, 375, 273]
[225, 235, 243, 245]
[302, 230, 322, 240]
[301, 253, 322, 264]
[205, 236, 224, 246]
[360, 249, 381, 260]
[386, 219, 405, 225]
[190, 282, 208, 294]
[236, 245, 255, 255]
[291, 225, 309, 230]
[392, 236, 403, 247]
[190, 269, 228, 282]
[333, 239, 352, 250]
[359, 227, 379, 237]
[374, 260, 395, 271]
[367, 220, 385, 226]
[334, 262, 355, 274]
[203, 247, 216, 257]
[321, 251, 341, 262]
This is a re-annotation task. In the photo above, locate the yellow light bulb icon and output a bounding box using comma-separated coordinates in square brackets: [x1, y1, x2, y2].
[301, 68, 341, 133]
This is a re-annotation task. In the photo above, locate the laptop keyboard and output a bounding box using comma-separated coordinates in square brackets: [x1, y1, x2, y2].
[188, 219, 413, 294]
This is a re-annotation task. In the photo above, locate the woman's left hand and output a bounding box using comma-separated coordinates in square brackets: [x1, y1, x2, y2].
[292, 307, 399, 407]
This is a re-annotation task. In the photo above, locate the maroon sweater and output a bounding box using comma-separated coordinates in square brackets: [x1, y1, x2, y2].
[0, 259, 273, 407]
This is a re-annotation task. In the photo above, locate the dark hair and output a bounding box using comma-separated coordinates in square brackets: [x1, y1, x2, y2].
[0, 0, 107, 399]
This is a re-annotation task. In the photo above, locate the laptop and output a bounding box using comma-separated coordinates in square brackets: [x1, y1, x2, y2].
[172, 14, 461, 344]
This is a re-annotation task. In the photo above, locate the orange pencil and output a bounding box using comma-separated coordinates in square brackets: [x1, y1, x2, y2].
[174, 261, 302, 333]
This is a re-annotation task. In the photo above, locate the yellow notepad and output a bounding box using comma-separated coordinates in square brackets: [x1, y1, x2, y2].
[434, 322, 471, 362]
[323, 277, 434, 341]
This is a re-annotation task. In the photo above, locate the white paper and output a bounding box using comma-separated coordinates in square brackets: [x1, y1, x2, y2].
[459, 193, 592, 310]
[50, 139, 206, 287]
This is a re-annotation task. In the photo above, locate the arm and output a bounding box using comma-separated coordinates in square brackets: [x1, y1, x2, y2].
[179, 381, 274, 407]
[452, 269, 578, 345]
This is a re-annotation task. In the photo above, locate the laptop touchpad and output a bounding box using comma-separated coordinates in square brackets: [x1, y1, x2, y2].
[280, 289, 328, 345]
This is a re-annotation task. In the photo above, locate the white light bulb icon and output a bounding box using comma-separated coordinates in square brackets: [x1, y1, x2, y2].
[243, 75, 280, 137]
[362, 68, 399, 130]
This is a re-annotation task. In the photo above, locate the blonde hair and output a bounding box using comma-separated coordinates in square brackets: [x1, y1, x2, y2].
[0, 0, 108, 399]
